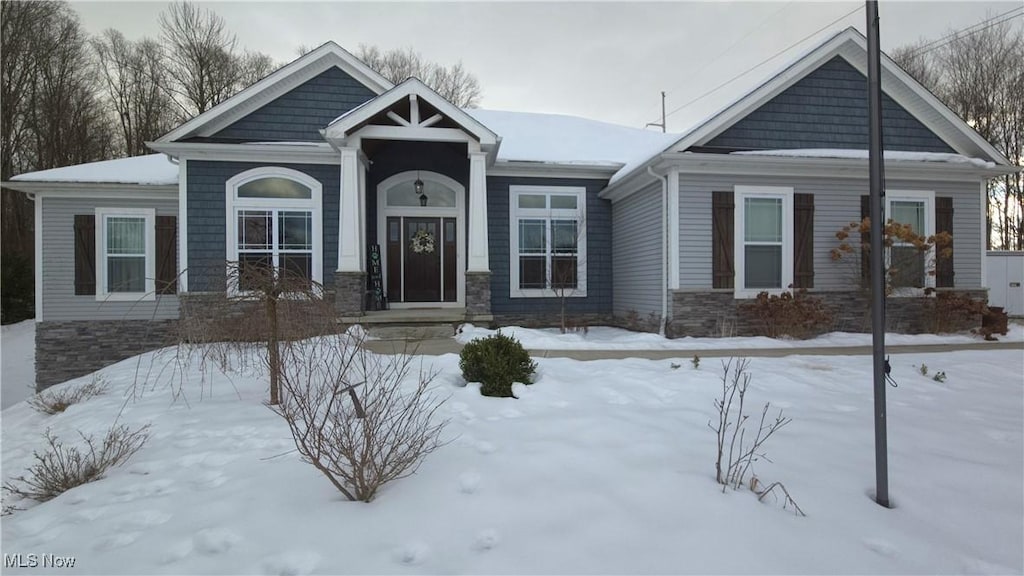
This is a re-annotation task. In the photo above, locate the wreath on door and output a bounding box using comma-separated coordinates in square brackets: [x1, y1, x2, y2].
[410, 228, 436, 254]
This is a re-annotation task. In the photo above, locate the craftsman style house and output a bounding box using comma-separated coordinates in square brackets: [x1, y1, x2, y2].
[6, 27, 1015, 388]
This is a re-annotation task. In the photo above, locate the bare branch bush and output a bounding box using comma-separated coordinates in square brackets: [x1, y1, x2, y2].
[3, 424, 150, 503]
[708, 358, 803, 515]
[175, 261, 338, 404]
[27, 375, 108, 415]
[269, 332, 449, 502]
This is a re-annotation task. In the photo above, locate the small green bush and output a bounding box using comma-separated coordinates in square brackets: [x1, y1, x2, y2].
[459, 332, 537, 398]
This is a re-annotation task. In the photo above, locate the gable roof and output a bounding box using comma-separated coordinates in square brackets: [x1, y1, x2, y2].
[323, 77, 499, 147]
[607, 26, 1013, 188]
[157, 41, 392, 143]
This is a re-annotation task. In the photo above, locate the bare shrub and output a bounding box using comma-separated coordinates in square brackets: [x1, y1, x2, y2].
[270, 333, 448, 502]
[739, 288, 833, 339]
[176, 261, 339, 404]
[708, 358, 804, 516]
[27, 375, 108, 415]
[3, 424, 150, 503]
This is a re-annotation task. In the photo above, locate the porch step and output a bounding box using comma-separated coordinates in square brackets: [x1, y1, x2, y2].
[367, 323, 457, 340]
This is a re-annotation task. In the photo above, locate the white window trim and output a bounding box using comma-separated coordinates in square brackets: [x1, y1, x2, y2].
[95, 207, 156, 302]
[509, 185, 587, 298]
[734, 185, 794, 299]
[886, 189, 936, 296]
[225, 166, 323, 296]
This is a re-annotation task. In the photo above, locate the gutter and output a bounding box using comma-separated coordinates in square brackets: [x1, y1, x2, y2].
[647, 166, 669, 336]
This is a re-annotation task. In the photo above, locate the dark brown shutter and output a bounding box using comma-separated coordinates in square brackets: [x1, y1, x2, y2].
[156, 215, 178, 294]
[793, 193, 815, 289]
[712, 191, 735, 289]
[860, 195, 870, 286]
[74, 215, 96, 295]
[935, 197, 954, 288]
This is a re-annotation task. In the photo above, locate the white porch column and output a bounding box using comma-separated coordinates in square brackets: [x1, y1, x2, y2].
[338, 146, 364, 272]
[467, 151, 489, 272]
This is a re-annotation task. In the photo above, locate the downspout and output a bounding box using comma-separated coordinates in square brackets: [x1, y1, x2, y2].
[647, 167, 669, 336]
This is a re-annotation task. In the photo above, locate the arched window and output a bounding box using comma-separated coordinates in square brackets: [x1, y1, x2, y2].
[225, 167, 323, 293]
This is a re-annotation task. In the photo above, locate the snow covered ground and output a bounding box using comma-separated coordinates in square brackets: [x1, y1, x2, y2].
[1, 320, 36, 409]
[456, 322, 1024, 350]
[1, 335, 1021, 574]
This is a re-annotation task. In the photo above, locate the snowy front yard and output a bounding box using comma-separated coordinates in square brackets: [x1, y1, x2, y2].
[1, 337, 1021, 574]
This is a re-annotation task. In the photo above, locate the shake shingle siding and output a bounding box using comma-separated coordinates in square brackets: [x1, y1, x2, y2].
[186, 161, 340, 292]
[705, 56, 954, 153]
[212, 68, 376, 142]
[677, 174, 982, 290]
[487, 176, 612, 318]
[611, 183, 662, 318]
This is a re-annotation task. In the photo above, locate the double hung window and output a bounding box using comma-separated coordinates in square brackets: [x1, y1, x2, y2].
[509, 186, 587, 297]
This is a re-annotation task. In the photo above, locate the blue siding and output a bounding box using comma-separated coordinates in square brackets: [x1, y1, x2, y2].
[704, 56, 953, 153]
[212, 68, 377, 142]
[487, 176, 613, 317]
[186, 161, 339, 291]
[366, 141, 470, 244]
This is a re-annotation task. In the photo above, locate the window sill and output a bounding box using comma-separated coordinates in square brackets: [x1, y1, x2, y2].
[510, 288, 588, 299]
[96, 292, 156, 302]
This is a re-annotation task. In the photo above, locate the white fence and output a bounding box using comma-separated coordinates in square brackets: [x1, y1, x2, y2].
[986, 251, 1024, 317]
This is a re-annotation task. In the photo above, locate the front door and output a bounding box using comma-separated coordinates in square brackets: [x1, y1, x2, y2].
[387, 216, 458, 303]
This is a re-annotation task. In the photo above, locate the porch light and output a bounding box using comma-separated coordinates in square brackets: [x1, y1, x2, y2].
[415, 174, 427, 206]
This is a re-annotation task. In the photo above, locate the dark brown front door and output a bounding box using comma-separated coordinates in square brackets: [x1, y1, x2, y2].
[386, 216, 458, 303]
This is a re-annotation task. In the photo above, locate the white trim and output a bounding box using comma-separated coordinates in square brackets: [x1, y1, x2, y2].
[324, 78, 499, 147]
[148, 141, 340, 165]
[667, 168, 681, 290]
[178, 159, 188, 293]
[225, 167, 324, 295]
[467, 152, 490, 272]
[980, 180, 988, 288]
[488, 162, 618, 180]
[886, 189, 936, 293]
[157, 42, 392, 143]
[352, 126, 475, 144]
[733, 185, 794, 299]
[95, 207, 157, 302]
[600, 152, 1010, 202]
[2, 183, 177, 198]
[508, 185, 588, 298]
[338, 147, 362, 272]
[33, 194, 42, 321]
[377, 171, 465, 307]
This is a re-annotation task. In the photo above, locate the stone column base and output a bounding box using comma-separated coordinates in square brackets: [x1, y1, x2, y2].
[466, 271, 492, 317]
[335, 271, 367, 316]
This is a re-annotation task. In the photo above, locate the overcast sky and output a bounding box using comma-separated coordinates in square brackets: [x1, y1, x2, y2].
[73, 1, 1022, 132]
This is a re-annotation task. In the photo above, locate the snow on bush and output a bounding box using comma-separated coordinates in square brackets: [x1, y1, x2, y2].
[459, 331, 537, 397]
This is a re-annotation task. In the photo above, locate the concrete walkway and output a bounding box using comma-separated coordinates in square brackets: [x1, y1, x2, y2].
[363, 337, 1024, 360]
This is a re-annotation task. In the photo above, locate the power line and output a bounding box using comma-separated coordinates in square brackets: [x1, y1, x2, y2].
[641, 0, 795, 125]
[660, 3, 864, 125]
[906, 6, 1023, 57]
[908, 9, 1023, 58]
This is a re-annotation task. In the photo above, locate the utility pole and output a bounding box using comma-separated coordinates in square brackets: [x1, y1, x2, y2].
[645, 91, 667, 132]
[866, 0, 891, 509]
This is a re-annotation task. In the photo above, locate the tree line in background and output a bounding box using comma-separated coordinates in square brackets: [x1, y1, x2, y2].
[892, 16, 1024, 251]
[0, 0, 483, 323]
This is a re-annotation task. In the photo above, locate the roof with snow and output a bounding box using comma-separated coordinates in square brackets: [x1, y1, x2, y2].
[10, 154, 178, 186]
[466, 109, 679, 170]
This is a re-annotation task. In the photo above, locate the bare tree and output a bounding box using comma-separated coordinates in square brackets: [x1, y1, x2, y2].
[1, 1, 113, 323]
[356, 44, 482, 107]
[893, 17, 1024, 249]
[159, 2, 238, 118]
[92, 30, 176, 156]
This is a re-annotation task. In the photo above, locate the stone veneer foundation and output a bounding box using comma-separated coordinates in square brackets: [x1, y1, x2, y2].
[465, 272, 492, 317]
[335, 271, 367, 316]
[664, 289, 988, 338]
[35, 319, 179, 391]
